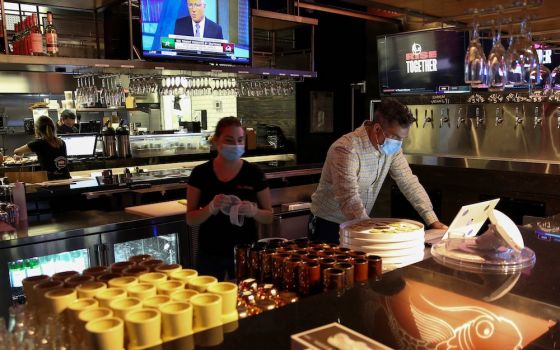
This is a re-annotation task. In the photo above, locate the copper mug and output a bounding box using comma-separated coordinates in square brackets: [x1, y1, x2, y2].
[259, 249, 276, 283]
[96, 273, 122, 284]
[323, 268, 345, 292]
[367, 255, 382, 280]
[318, 257, 336, 281]
[293, 238, 309, 249]
[83, 266, 110, 278]
[122, 266, 150, 277]
[351, 258, 368, 283]
[334, 254, 351, 262]
[110, 261, 135, 274]
[335, 247, 352, 254]
[349, 250, 367, 260]
[317, 250, 336, 258]
[282, 257, 302, 292]
[298, 261, 321, 296]
[234, 244, 251, 282]
[271, 253, 290, 288]
[249, 247, 263, 281]
[138, 259, 164, 272]
[128, 254, 152, 264]
[111, 261, 136, 273]
[302, 253, 320, 262]
[333, 262, 354, 288]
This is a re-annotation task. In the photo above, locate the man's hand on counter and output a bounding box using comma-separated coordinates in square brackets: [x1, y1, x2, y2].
[428, 221, 448, 230]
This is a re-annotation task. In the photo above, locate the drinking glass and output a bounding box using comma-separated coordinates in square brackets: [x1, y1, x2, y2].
[505, 19, 539, 86]
[464, 16, 487, 86]
[530, 65, 552, 95]
[487, 25, 507, 91]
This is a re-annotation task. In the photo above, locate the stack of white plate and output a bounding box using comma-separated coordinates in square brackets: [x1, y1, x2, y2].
[339, 218, 425, 269]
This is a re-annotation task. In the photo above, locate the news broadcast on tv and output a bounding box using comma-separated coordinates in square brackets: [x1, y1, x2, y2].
[140, 0, 250, 64]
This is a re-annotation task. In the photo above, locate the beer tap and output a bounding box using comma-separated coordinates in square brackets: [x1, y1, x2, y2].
[474, 107, 485, 128]
[456, 106, 466, 128]
[440, 107, 450, 128]
[533, 106, 543, 128]
[423, 109, 434, 128]
[414, 108, 418, 128]
[495, 107, 504, 126]
[514, 105, 524, 129]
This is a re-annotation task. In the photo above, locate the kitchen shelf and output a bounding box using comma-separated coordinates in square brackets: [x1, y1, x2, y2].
[0, 54, 317, 78]
[76, 107, 143, 113]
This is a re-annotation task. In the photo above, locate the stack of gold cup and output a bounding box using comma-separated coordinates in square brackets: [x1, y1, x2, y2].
[21, 254, 239, 350]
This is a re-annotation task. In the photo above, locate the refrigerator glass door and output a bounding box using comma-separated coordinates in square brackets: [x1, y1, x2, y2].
[100, 219, 188, 266]
[113, 234, 178, 264]
[8, 249, 90, 303]
[0, 234, 99, 318]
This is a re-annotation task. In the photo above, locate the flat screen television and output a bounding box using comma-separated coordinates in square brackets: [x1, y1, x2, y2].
[377, 29, 470, 95]
[140, 0, 251, 64]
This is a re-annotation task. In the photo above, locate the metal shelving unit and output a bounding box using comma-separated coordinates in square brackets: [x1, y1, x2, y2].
[0, 53, 317, 77]
[0, 1, 318, 78]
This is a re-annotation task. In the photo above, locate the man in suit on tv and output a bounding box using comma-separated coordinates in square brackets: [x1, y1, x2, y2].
[174, 0, 224, 40]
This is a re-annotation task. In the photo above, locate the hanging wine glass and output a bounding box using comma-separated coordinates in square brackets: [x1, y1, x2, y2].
[464, 12, 488, 86]
[530, 65, 552, 95]
[505, 19, 539, 86]
[551, 65, 560, 91]
[487, 20, 508, 91]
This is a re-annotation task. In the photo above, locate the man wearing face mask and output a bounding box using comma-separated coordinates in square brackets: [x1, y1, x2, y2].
[310, 99, 447, 243]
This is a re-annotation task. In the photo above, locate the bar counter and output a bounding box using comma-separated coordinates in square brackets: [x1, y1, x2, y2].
[159, 225, 559, 350]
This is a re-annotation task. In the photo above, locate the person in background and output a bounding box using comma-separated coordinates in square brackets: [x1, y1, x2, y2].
[174, 0, 224, 40]
[14, 116, 70, 180]
[57, 109, 78, 134]
[187, 116, 273, 280]
[310, 98, 447, 243]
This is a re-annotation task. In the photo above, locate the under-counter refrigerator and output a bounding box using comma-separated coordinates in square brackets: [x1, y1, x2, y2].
[0, 234, 100, 317]
[0, 215, 189, 320]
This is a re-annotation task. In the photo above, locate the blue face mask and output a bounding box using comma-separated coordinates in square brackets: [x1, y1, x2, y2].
[377, 128, 403, 156]
[220, 144, 245, 161]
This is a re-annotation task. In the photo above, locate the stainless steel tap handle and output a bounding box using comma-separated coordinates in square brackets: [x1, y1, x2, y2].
[431, 109, 434, 127]
[533, 106, 543, 128]
[474, 107, 484, 128]
[514, 106, 523, 129]
[495, 107, 504, 126]
[440, 107, 450, 128]
[423, 109, 433, 128]
[456, 107, 465, 128]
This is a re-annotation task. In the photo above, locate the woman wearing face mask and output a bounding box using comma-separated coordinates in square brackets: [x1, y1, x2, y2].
[187, 116, 273, 280]
[14, 116, 71, 180]
[310, 98, 447, 243]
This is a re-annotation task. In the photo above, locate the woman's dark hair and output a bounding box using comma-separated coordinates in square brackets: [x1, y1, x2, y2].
[372, 98, 415, 127]
[214, 116, 242, 137]
[35, 116, 62, 148]
[60, 109, 76, 120]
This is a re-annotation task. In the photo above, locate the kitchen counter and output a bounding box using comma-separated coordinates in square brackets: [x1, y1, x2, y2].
[160, 225, 560, 349]
[0, 209, 558, 348]
[23, 154, 322, 197]
[20, 157, 322, 219]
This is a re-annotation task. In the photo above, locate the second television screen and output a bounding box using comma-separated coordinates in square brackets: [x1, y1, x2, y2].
[141, 0, 250, 64]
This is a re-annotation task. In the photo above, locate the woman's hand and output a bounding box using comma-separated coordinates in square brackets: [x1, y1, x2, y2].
[238, 201, 258, 218]
[208, 194, 232, 215]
